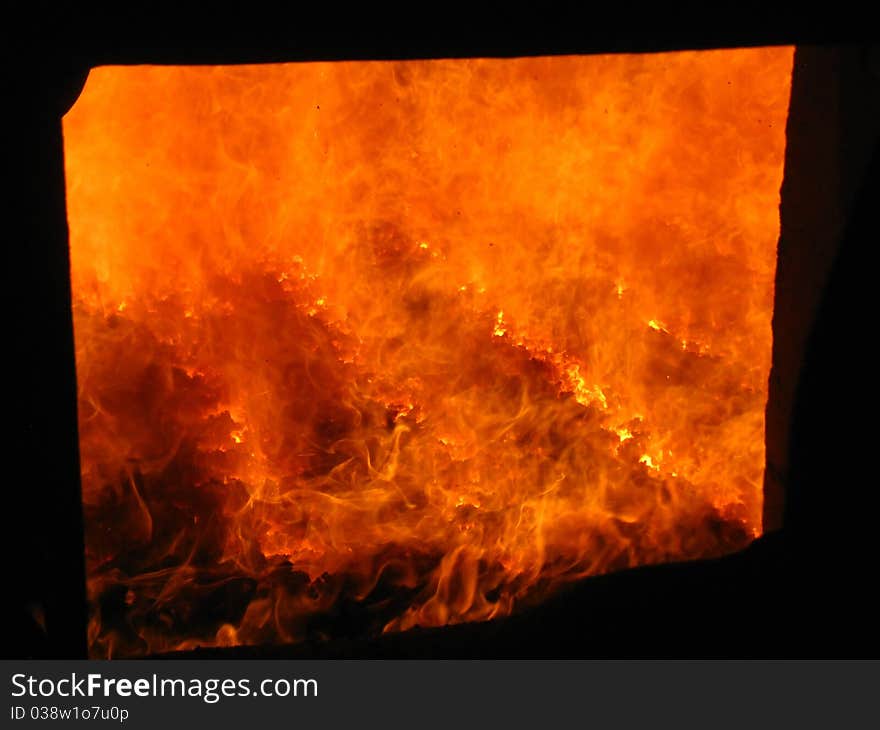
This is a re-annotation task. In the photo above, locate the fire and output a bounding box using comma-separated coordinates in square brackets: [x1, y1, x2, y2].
[63, 48, 793, 657]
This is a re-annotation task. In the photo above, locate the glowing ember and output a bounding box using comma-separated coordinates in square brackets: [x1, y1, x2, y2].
[63, 48, 793, 657]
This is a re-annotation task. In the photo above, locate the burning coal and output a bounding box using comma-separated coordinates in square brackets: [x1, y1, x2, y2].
[63, 48, 793, 657]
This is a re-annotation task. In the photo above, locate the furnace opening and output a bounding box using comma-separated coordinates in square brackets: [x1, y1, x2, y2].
[63, 48, 794, 658]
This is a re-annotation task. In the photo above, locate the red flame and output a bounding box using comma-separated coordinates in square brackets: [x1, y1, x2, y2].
[63, 48, 793, 657]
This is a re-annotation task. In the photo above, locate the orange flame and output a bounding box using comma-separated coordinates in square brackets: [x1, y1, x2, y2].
[63, 48, 793, 657]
